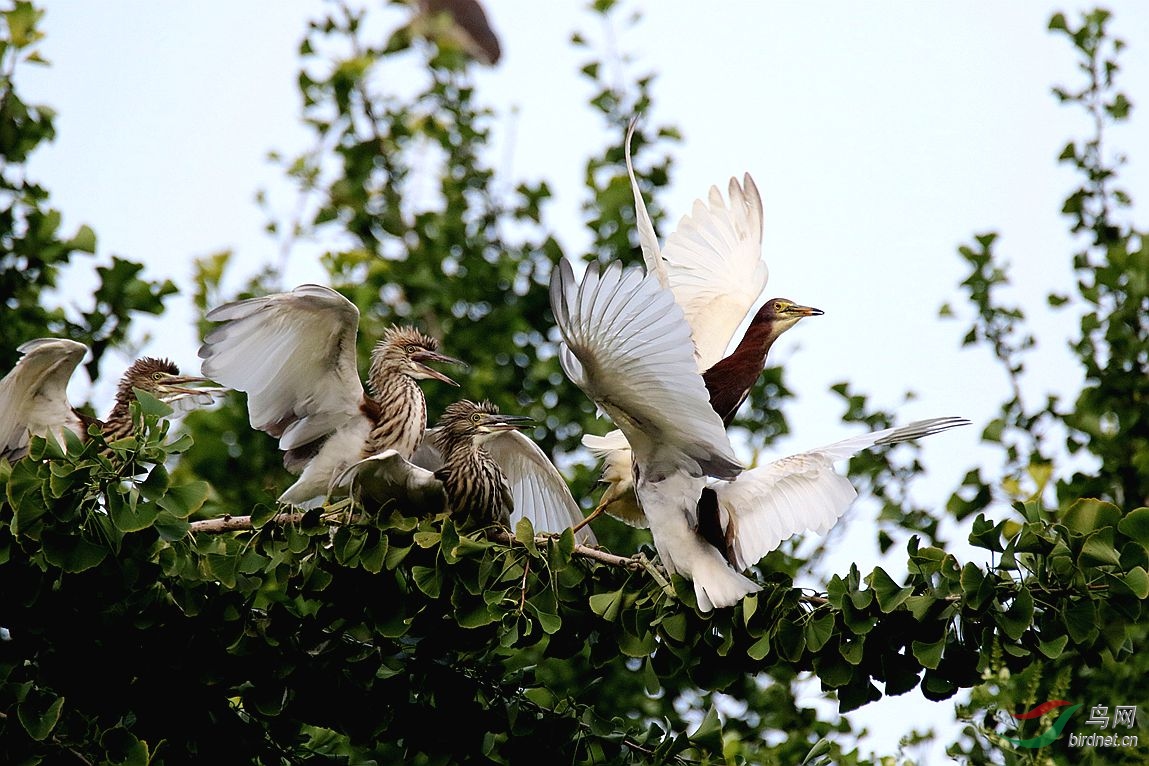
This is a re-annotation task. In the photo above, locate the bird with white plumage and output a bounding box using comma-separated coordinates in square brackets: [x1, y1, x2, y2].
[552, 257, 968, 611]
[198, 283, 465, 508]
[582, 121, 824, 525]
[0, 338, 224, 461]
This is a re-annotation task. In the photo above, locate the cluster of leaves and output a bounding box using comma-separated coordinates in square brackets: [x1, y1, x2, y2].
[4, 394, 209, 568]
[5, 420, 1146, 764]
[0, 1, 176, 380]
[938, 8, 1149, 764]
[0, 400, 213, 763]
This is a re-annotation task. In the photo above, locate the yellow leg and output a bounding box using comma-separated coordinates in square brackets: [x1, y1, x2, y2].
[571, 495, 610, 535]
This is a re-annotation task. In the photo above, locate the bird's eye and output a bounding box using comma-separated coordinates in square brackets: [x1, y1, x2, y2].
[470, 412, 483, 424]
[406, 344, 418, 354]
[152, 371, 164, 381]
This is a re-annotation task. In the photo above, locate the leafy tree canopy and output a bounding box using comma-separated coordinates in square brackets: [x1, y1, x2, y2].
[1, 3, 1145, 764]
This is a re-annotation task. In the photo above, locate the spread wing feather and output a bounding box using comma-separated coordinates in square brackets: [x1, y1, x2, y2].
[661, 173, 768, 371]
[550, 259, 740, 480]
[334, 448, 446, 514]
[199, 284, 364, 451]
[717, 417, 970, 570]
[483, 429, 597, 545]
[0, 338, 87, 459]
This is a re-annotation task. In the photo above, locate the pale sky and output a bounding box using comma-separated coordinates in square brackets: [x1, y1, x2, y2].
[19, 2, 1149, 760]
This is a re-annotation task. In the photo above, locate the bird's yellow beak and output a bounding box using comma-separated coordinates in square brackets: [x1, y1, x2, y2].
[785, 303, 824, 318]
[412, 350, 467, 387]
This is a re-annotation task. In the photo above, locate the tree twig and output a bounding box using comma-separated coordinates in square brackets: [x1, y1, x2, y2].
[188, 513, 309, 534]
[190, 512, 650, 574]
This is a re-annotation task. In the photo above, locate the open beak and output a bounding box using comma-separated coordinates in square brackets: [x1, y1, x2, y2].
[156, 374, 229, 404]
[480, 413, 533, 433]
[412, 350, 467, 387]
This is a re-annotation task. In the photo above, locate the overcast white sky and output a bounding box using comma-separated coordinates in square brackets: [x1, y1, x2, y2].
[18, 1, 1149, 760]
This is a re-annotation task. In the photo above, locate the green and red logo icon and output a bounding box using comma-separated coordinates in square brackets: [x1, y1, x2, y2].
[1005, 700, 1083, 748]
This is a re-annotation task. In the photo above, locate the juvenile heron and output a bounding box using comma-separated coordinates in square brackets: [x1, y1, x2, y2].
[0, 338, 223, 461]
[430, 399, 531, 527]
[333, 401, 598, 544]
[551, 259, 968, 611]
[198, 284, 465, 508]
[583, 122, 823, 521]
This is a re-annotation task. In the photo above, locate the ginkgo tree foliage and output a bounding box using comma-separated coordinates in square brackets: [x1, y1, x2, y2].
[2, 2, 1146, 765]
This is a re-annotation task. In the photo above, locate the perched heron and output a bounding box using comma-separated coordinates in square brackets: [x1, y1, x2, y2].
[552, 259, 756, 610]
[583, 122, 823, 522]
[198, 284, 465, 508]
[551, 259, 968, 611]
[430, 399, 532, 527]
[0, 338, 224, 461]
[332, 400, 598, 544]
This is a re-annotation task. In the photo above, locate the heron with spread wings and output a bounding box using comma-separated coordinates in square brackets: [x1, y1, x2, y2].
[551, 259, 968, 611]
[552, 260, 758, 610]
[0, 338, 224, 461]
[582, 123, 823, 525]
[198, 284, 465, 508]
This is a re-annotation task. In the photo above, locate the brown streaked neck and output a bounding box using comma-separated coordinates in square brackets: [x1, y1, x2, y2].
[101, 396, 136, 442]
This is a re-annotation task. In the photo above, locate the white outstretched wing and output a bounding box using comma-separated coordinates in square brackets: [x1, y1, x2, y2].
[549, 258, 740, 480]
[335, 448, 446, 514]
[416, 428, 597, 545]
[199, 284, 364, 451]
[484, 429, 598, 545]
[0, 338, 87, 459]
[717, 417, 971, 570]
[624, 119, 669, 288]
[662, 173, 768, 372]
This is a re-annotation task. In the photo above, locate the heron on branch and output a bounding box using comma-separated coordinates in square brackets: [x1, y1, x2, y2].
[198, 284, 465, 508]
[334, 399, 598, 544]
[0, 338, 223, 461]
[551, 259, 967, 611]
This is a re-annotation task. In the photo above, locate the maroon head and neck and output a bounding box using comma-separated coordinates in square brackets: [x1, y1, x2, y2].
[701, 298, 823, 427]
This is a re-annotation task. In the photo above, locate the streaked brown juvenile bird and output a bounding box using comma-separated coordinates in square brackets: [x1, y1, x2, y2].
[430, 399, 532, 528]
[199, 284, 465, 508]
[332, 403, 599, 544]
[0, 338, 224, 461]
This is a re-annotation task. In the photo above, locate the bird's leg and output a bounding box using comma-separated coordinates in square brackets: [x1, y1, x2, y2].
[570, 503, 605, 535]
[571, 489, 614, 534]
